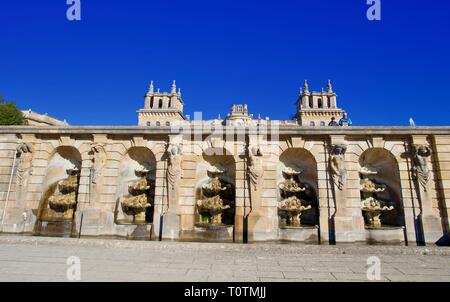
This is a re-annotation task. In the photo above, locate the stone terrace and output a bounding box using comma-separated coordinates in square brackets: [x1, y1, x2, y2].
[0, 235, 450, 282]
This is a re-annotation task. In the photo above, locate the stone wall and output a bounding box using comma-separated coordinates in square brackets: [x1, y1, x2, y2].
[0, 126, 449, 245]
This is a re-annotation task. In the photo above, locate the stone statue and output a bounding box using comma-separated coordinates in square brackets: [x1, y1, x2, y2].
[90, 143, 107, 184]
[329, 144, 347, 190]
[167, 143, 182, 189]
[16, 143, 33, 187]
[412, 144, 432, 191]
[247, 145, 263, 191]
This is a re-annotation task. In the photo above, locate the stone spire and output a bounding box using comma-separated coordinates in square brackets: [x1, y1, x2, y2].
[178, 88, 181, 97]
[303, 80, 310, 94]
[171, 80, 177, 94]
[148, 81, 154, 95]
[327, 79, 333, 94]
[144, 81, 154, 108]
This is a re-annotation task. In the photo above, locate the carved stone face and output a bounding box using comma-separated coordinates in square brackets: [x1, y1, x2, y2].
[333, 144, 347, 155]
[170, 145, 181, 156]
[417, 145, 431, 157]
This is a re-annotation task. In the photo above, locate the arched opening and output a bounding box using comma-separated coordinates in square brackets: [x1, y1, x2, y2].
[158, 99, 163, 108]
[318, 98, 323, 108]
[327, 98, 331, 108]
[114, 147, 156, 230]
[150, 99, 154, 108]
[359, 148, 405, 230]
[189, 148, 236, 242]
[277, 148, 319, 227]
[146, 121, 151, 127]
[34, 146, 82, 237]
[309, 121, 315, 127]
[309, 98, 313, 108]
[165, 121, 170, 127]
[320, 121, 325, 126]
[156, 121, 161, 127]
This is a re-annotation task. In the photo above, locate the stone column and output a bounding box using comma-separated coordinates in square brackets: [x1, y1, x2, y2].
[233, 138, 247, 243]
[432, 135, 450, 234]
[0, 134, 20, 233]
[152, 151, 170, 239]
[326, 136, 359, 243]
[398, 142, 420, 245]
[245, 131, 278, 242]
[411, 135, 442, 243]
[317, 141, 333, 244]
[14, 135, 36, 234]
[159, 135, 183, 240]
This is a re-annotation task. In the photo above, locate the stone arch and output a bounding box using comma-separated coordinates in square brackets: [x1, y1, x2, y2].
[34, 145, 82, 237]
[278, 147, 319, 226]
[114, 146, 157, 224]
[359, 148, 405, 227]
[194, 148, 236, 227]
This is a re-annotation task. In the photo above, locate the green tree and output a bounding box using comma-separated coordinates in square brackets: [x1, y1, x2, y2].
[0, 101, 25, 125]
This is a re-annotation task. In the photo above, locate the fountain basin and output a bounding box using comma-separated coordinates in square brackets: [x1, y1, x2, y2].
[364, 226, 405, 245]
[278, 225, 319, 243]
[180, 224, 234, 242]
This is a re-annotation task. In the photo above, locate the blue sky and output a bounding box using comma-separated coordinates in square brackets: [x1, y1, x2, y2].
[0, 0, 449, 126]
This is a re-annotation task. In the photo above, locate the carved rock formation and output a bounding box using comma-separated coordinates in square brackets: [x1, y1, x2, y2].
[121, 166, 152, 221]
[48, 167, 79, 213]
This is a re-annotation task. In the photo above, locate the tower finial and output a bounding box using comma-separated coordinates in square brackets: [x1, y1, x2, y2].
[149, 80, 154, 94]
[171, 80, 177, 94]
[178, 88, 181, 97]
[327, 79, 333, 93]
[303, 80, 309, 94]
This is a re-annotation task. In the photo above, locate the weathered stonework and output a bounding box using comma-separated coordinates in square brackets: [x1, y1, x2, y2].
[0, 82, 449, 245]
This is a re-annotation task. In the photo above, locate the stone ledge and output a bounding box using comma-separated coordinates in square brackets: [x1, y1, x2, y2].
[1, 235, 450, 256]
[1, 126, 450, 136]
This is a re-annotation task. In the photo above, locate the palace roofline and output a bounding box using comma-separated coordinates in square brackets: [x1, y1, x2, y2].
[1, 125, 450, 135]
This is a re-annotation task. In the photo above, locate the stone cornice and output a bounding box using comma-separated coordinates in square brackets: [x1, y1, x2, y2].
[1, 126, 450, 136]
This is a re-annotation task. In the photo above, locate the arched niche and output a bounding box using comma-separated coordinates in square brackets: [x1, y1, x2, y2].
[34, 146, 82, 237]
[115, 147, 156, 224]
[278, 148, 319, 226]
[359, 148, 404, 227]
[194, 148, 236, 226]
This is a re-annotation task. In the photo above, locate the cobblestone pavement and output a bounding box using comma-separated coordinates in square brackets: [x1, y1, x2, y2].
[1, 236, 450, 282]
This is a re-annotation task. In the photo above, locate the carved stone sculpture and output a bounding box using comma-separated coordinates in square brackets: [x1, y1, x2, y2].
[121, 165, 152, 222]
[16, 143, 33, 188]
[48, 165, 80, 213]
[361, 197, 394, 228]
[167, 143, 182, 189]
[329, 144, 347, 190]
[278, 167, 311, 227]
[247, 145, 263, 191]
[196, 166, 231, 225]
[90, 143, 107, 185]
[359, 166, 394, 227]
[360, 178, 386, 193]
[412, 144, 432, 191]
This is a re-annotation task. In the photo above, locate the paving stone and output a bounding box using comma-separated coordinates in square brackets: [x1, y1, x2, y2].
[1, 236, 450, 282]
[283, 271, 336, 280]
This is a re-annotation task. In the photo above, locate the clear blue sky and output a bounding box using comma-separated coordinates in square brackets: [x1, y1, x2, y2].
[1, 0, 449, 126]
